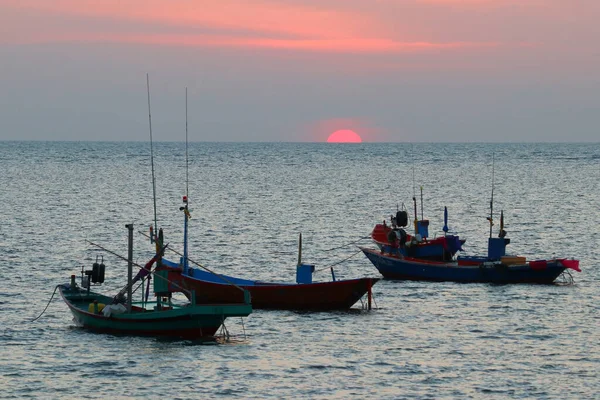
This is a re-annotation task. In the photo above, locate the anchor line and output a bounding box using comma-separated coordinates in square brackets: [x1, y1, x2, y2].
[30, 285, 60, 322]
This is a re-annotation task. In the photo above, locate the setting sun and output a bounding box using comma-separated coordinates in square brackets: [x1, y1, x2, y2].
[327, 129, 362, 143]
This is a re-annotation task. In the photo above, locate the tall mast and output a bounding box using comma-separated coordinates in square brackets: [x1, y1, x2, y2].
[489, 153, 495, 238]
[126, 223, 134, 312]
[185, 87, 189, 201]
[412, 144, 418, 235]
[183, 87, 189, 273]
[147, 74, 158, 239]
[420, 186, 424, 221]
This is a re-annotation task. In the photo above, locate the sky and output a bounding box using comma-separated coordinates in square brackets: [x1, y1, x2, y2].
[0, 0, 599, 142]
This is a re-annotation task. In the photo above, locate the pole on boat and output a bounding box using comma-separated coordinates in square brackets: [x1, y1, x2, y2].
[185, 87, 189, 203]
[182, 198, 189, 274]
[147, 74, 158, 244]
[126, 223, 134, 313]
[367, 279, 372, 310]
[420, 186, 424, 221]
[488, 154, 495, 238]
[297, 233, 302, 266]
[443, 206, 449, 236]
[182, 87, 190, 274]
[412, 144, 418, 236]
[413, 195, 418, 236]
[499, 210, 507, 238]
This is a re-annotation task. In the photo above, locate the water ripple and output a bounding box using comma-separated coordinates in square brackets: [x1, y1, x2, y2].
[0, 142, 597, 399]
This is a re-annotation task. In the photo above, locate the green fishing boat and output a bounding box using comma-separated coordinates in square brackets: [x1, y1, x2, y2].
[59, 224, 252, 340]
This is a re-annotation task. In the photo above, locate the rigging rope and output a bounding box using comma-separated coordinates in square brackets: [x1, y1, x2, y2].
[30, 284, 60, 322]
[137, 230, 247, 293]
[322, 235, 371, 252]
[314, 249, 363, 273]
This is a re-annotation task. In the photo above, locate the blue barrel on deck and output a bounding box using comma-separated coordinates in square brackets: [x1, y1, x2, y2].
[296, 264, 315, 284]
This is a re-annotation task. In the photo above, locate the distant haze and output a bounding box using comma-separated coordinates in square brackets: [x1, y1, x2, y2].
[1, 1, 599, 142]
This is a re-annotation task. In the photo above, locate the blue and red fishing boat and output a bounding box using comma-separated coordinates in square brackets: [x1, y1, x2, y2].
[361, 247, 580, 284]
[363, 198, 580, 284]
[372, 190, 465, 261]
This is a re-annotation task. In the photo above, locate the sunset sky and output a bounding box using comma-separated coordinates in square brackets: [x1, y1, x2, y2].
[1, 0, 598, 142]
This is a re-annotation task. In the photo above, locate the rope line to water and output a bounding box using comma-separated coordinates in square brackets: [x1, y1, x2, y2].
[31, 285, 60, 322]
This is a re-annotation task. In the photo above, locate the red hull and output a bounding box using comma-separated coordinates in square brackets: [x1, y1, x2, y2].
[371, 223, 464, 261]
[175, 273, 379, 311]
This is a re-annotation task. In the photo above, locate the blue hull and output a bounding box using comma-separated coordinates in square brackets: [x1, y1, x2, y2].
[378, 242, 452, 260]
[361, 248, 567, 284]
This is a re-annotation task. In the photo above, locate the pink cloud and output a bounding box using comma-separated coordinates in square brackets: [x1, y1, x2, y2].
[14, 31, 498, 54]
[4, 0, 502, 53]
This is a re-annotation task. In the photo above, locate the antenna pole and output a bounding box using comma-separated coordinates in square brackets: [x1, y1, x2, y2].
[183, 87, 189, 273]
[420, 186, 424, 221]
[489, 153, 495, 238]
[185, 87, 189, 200]
[126, 223, 134, 313]
[413, 195, 418, 236]
[147, 74, 158, 240]
[412, 144, 418, 235]
[297, 233, 302, 266]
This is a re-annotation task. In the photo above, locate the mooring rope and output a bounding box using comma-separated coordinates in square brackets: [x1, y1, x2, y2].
[314, 249, 363, 273]
[240, 317, 247, 340]
[322, 235, 371, 252]
[30, 284, 60, 322]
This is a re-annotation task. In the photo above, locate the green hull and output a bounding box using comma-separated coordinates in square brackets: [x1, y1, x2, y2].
[59, 284, 251, 340]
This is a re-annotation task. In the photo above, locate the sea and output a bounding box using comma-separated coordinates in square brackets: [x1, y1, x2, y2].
[0, 141, 598, 399]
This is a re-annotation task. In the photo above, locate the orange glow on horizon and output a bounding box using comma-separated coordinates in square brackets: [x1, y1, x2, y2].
[327, 130, 363, 143]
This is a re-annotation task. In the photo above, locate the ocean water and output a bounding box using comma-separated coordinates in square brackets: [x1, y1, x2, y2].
[0, 141, 598, 399]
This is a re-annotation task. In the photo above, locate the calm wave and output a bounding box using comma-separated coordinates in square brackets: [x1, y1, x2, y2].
[0, 142, 598, 399]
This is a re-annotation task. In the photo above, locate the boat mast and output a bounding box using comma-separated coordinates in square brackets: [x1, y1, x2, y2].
[297, 233, 302, 266]
[126, 223, 134, 312]
[420, 186, 424, 221]
[186, 87, 189, 202]
[147, 74, 159, 243]
[183, 87, 190, 274]
[412, 145, 418, 235]
[489, 153, 495, 238]
[147, 74, 162, 310]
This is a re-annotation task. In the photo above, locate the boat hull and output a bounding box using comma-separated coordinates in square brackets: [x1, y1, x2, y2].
[361, 248, 568, 284]
[59, 285, 251, 339]
[166, 267, 378, 311]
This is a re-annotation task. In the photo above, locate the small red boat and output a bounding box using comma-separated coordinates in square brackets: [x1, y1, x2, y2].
[372, 204, 465, 262]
